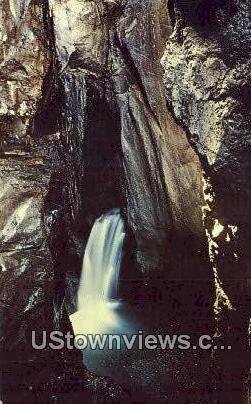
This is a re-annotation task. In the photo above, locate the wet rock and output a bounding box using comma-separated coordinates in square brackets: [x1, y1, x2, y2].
[112, 0, 208, 275]
[162, 0, 251, 390]
[50, 0, 208, 277]
[0, 0, 50, 125]
[0, 1, 126, 402]
[162, 0, 251, 311]
[1, 0, 250, 401]
[49, 0, 108, 69]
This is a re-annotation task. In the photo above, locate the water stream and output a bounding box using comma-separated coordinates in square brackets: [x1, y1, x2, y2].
[78, 208, 125, 307]
[69, 209, 223, 401]
[70, 208, 137, 335]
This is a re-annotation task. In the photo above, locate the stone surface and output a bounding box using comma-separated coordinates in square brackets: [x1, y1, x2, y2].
[112, 0, 207, 275]
[162, 0, 251, 317]
[48, 0, 209, 278]
[0, 0, 50, 124]
[0, 1, 126, 402]
[0, 0, 250, 401]
[162, 0, 251, 390]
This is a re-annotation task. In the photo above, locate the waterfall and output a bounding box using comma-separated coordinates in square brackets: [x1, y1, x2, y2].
[77, 208, 125, 311]
[71, 208, 140, 337]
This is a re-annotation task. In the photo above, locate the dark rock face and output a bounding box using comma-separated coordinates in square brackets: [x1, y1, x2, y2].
[57, 69, 124, 312]
[0, 0, 250, 401]
[162, 0, 251, 312]
[0, 1, 58, 401]
[111, 0, 208, 275]
[49, 0, 209, 277]
[0, 1, 126, 402]
[162, 0, 251, 391]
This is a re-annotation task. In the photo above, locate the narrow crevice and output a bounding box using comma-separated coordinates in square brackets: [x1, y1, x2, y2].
[113, 31, 161, 128]
[32, 0, 60, 138]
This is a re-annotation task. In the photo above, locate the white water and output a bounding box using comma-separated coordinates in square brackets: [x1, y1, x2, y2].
[70, 209, 146, 383]
[78, 208, 125, 307]
[71, 209, 127, 334]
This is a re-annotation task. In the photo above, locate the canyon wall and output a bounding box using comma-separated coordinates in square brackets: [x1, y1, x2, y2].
[44, 0, 207, 280]
[162, 0, 251, 360]
[0, 1, 126, 402]
[0, 0, 250, 401]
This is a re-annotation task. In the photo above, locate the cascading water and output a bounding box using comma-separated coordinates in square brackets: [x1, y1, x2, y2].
[78, 208, 125, 308]
[71, 209, 126, 334]
[70, 209, 144, 382]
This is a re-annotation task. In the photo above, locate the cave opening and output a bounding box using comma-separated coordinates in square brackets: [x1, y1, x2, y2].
[35, 69, 217, 400]
[29, 58, 222, 403]
[29, 20, 247, 401]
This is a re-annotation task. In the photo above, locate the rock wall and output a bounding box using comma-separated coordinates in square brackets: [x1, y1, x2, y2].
[162, 0, 251, 337]
[0, 1, 59, 401]
[0, 1, 125, 402]
[162, 0, 251, 388]
[0, 0, 250, 401]
[113, 0, 208, 275]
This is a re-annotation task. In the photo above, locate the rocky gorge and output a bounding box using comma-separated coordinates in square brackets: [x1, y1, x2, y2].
[0, 0, 250, 402]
